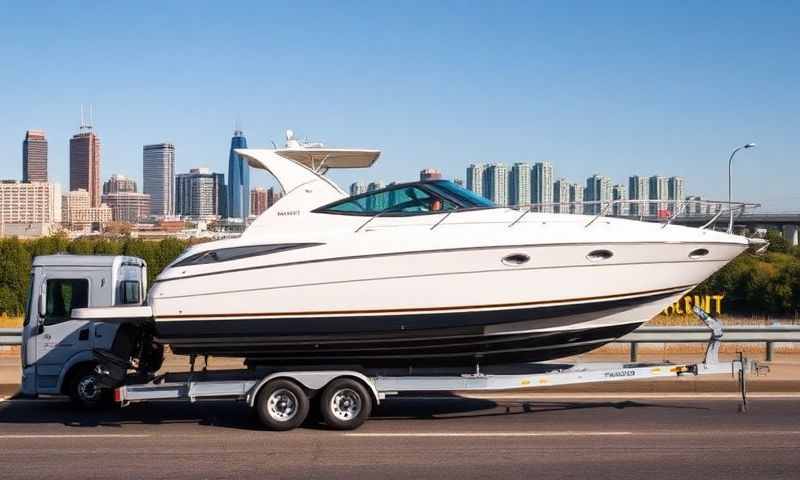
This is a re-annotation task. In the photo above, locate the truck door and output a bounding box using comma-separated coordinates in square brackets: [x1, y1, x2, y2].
[31, 276, 92, 391]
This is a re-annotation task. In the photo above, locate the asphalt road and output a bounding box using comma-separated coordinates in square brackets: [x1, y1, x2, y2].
[1, 394, 798, 479]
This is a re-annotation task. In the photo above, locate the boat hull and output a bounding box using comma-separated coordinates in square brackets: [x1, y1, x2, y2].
[159, 287, 684, 367]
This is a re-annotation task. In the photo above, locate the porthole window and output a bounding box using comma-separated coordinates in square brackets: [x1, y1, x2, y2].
[689, 248, 710, 259]
[502, 253, 530, 266]
[587, 249, 613, 262]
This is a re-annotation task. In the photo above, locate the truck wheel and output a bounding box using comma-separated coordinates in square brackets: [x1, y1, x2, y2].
[68, 365, 111, 409]
[255, 379, 309, 431]
[320, 378, 372, 430]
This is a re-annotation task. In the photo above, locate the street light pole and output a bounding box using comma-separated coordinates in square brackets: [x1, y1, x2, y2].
[728, 143, 756, 234]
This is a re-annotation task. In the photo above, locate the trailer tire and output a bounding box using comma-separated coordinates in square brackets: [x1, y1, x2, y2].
[255, 379, 309, 431]
[320, 378, 372, 430]
[67, 365, 112, 409]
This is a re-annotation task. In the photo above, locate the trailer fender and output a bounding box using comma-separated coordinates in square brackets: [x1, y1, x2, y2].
[246, 371, 380, 407]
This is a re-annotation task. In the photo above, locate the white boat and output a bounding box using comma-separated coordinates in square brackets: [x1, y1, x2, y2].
[132, 132, 752, 367]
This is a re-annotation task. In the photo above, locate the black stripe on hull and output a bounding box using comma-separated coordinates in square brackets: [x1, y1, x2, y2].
[158, 291, 674, 367]
[174, 322, 643, 368]
[156, 289, 678, 342]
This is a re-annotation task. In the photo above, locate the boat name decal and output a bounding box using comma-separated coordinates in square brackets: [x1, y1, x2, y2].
[604, 370, 636, 378]
[276, 210, 301, 216]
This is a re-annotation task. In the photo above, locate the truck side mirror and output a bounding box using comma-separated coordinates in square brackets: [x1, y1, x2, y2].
[38, 287, 46, 320]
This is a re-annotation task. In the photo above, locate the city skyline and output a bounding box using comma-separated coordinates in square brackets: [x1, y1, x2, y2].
[0, 3, 796, 210]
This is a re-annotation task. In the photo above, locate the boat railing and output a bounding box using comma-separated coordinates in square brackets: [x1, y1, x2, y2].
[356, 199, 759, 232]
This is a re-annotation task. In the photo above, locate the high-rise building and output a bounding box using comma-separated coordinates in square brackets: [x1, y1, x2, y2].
[226, 129, 249, 220]
[612, 184, 628, 216]
[509, 163, 530, 207]
[485, 164, 509, 206]
[668, 177, 686, 213]
[366, 181, 386, 210]
[251, 187, 268, 216]
[101, 192, 151, 223]
[531, 161, 554, 212]
[648, 175, 669, 216]
[420, 169, 442, 181]
[350, 182, 367, 196]
[465, 164, 487, 199]
[62, 189, 112, 228]
[553, 178, 571, 214]
[0, 181, 61, 224]
[69, 128, 101, 208]
[453, 177, 464, 187]
[175, 167, 224, 220]
[628, 176, 649, 216]
[22, 130, 48, 183]
[103, 174, 137, 194]
[569, 183, 585, 215]
[585, 174, 612, 215]
[143, 143, 176, 217]
[267, 187, 277, 208]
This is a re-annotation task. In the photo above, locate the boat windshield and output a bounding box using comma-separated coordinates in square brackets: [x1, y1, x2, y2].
[315, 180, 495, 216]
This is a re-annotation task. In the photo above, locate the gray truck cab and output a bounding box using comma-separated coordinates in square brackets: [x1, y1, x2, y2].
[21, 254, 147, 405]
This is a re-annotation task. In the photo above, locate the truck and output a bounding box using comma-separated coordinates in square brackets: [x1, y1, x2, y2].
[20, 254, 754, 431]
[20, 254, 155, 407]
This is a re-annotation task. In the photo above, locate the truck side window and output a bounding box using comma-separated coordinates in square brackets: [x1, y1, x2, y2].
[118, 280, 141, 305]
[45, 279, 89, 325]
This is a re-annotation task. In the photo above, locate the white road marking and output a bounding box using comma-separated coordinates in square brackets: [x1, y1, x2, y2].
[345, 431, 633, 437]
[0, 434, 150, 439]
[458, 393, 800, 400]
[345, 431, 800, 438]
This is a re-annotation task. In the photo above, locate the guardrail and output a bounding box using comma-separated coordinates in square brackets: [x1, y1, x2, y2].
[2, 326, 800, 361]
[620, 326, 800, 361]
[0, 328, 21, 346]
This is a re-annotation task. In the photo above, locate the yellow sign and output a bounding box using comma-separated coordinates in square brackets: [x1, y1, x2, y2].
[662, 294, 724, 315]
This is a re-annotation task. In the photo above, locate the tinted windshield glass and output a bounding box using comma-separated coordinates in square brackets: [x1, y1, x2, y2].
[427, 180, 495, 208]
[320, 185, 458, 215]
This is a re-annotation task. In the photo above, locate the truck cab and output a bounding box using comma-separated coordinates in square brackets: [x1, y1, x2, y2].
[20, 255, 147, 406]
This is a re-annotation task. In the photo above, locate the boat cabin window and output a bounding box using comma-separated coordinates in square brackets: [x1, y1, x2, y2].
[316, 181, 494, 216]
[117, 280, 141, 305]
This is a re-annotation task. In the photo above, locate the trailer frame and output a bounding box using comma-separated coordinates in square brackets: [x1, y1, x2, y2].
[113, 308, 757, 430]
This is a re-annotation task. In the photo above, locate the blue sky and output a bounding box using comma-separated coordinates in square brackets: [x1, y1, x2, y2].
[1, 2, 797, 208]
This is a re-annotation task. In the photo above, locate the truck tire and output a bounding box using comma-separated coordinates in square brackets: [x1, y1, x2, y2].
[255, 379, 309, 431]
[68, 365, 112, 409]
[319, 378, 372, 430]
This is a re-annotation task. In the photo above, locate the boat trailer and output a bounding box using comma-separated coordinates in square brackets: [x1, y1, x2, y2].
[114, 307, 760, 430]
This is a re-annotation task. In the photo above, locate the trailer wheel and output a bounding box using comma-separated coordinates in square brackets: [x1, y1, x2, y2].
[255, 379, 309, 431]
[68, 365, 111, 409]
[320, 378, 372, 430]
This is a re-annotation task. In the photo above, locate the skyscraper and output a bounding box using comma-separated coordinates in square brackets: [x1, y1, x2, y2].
[227, 129, 249, 220]
[509, 163, 530, 207]
[628, 176, 649, 216]
[251, 187, 268, 216]
[648, 175, 669, 216]
[585, 174, 612, 215]
[103, 174, 137, 194]
[420, 169, 442, 181]
[175, 167, 223, 219]
[366, 181, 386, 210]
[486, 163, 509, 206]
[143, 143, 176, 217]
[531, 161, 553, 212]
[22, 130, 48, 183]
[569, 183, 585, 215]
[668, 177, 685, 213]
[350, 182, 367, 196]
[70, 127, 101, 207]
[553, 178, 571, 213]
[612, 184, 628, 216]
[465, 164, 487, 199]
